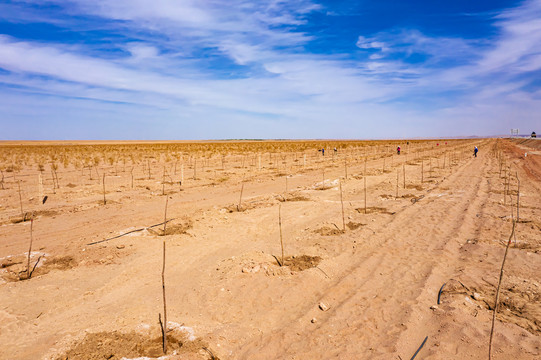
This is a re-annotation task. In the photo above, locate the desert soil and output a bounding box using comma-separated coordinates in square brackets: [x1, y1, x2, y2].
[0, 138, 539, 359]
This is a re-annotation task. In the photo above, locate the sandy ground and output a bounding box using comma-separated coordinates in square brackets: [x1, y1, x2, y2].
[0, 138, 539, 359]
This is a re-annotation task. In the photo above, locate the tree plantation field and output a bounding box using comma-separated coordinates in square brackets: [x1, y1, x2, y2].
[0, 138, 540, 360]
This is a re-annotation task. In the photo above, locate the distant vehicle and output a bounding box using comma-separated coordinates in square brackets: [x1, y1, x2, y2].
[532, 131, 537, 138]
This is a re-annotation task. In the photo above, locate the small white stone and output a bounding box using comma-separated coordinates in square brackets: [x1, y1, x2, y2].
[319, 302, 329, 311]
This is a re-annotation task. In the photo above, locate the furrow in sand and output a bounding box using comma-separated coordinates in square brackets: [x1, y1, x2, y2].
[236, 144, 494, 359]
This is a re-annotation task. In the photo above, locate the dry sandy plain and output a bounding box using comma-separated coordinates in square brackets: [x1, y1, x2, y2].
[0, 138, 539, 360]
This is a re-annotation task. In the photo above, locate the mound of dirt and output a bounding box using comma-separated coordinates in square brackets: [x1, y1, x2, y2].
[218, 251, 322, 277]
[355, 207, 395, 215]
[224, 197, 276, 213]
[441, 278, 541, 335]
[346, 222, 364, 230]
[1, 255, 76, 282]
[406, 184, 424, 191]
[314, 184, 334, 191]
[276, 192, 310, 202]
[54, 328, 213, 360]
[47, 256, 77, 270]
[314, 226, 344, 236]
[150, 219, 193, 236]
[283, 255, 322, 272]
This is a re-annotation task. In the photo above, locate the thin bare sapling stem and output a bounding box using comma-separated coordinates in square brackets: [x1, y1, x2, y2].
[279, 204, 284, 266]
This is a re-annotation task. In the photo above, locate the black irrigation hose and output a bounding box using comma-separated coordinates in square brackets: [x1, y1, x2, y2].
[86, 219, 175, 245]
[410, 336, 428, 360]
[437, 282, 446, 305]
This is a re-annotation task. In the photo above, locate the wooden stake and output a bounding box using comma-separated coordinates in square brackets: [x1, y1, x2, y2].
[340, 180, 345, 231]
[504, 171, 508, 206]
[396, 168, 399, 199]
[364, 157, 367, 176]
[162, 166, 166, 196]
[26, 214, 34, 278]
[161, 239, 168, 354]
[102, 173, 106, 205]
[130, 167, 134, 189]
[53, 169, 59, 189]
[147, 160, 151, 180]
[51, 169, 56, 193]
[488, 220, 516, 360]
[421, 160, 424, 183]
[38, 173, 43, 204]
[516, 172, 520, 222]
[403, 163, 406, 189]
[344, 158, 348, 179]
[364, 176, 367, 214]
[17, 180, 24, 219]
[163, 196, 169, 234]
[279, 204, 284, 267]
[238, 181, 245, 211]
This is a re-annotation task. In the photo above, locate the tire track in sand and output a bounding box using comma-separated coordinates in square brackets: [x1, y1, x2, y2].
[236, 141, 495, 359]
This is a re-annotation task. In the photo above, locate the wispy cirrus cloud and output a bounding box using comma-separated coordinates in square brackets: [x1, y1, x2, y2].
[0, 0, 540, 139]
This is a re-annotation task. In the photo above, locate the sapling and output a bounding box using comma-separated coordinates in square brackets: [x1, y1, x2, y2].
[161, 239, 168, 354]
[364, 175, 367, 214]
[26, 213, 35, 278]
[237, 180, 245, 211]
[102, 173, 106, 205]
[339, 180, 345, 231]
[403, 163, 406, 189]
[162, 166, 166, 195]
[396, 168, 399, 199]
[278, 204, 284, 266]
[17, 180, 24, 220]
[163, 196, 169, 234]
[488, 220, 516, 360]
[516, 172, 520, 222]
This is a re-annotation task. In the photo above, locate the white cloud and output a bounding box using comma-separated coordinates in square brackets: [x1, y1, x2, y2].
[1, 0, 540, 139]
[356, 36, 387, 51]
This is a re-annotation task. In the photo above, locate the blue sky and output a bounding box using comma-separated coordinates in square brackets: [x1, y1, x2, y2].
[0, 0, 540, 140]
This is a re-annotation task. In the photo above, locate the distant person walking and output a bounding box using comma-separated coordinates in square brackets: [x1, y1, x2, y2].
[322, 148, 325, 156]
[474, 146, 478, 157]
[397, 146, 401, 155]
